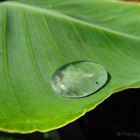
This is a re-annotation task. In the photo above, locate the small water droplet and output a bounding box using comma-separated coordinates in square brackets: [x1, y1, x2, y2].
[51, 61, 108, 98]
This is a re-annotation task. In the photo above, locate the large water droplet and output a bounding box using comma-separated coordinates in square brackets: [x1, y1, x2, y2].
[51, 61, 108, 98]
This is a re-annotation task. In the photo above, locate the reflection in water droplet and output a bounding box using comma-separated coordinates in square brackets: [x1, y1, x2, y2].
[51, 61, 108, 98]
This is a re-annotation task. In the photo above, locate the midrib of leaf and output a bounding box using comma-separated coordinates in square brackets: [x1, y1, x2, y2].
[2, 1, 140, 41]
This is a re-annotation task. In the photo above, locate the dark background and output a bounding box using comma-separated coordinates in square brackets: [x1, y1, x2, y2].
[0, 88, 140, 140]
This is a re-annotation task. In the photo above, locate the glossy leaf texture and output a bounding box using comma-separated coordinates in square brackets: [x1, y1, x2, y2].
[0, 0, 140, 133]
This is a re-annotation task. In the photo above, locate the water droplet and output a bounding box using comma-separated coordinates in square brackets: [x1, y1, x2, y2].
[51, 61, 108, 98]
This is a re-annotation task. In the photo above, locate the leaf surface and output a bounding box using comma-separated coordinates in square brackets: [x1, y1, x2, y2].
[0, 0, 140, 133]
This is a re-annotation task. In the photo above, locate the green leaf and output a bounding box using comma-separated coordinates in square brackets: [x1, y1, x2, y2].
[0, 0, 140, 133]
